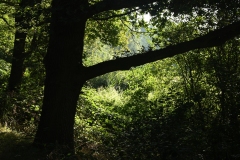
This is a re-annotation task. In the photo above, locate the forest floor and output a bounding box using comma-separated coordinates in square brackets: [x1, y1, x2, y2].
[0, 126, 47, 160]
[0, 126, 104, 160]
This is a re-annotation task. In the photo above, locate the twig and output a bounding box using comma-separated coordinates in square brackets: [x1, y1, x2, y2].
[0, 16, 14, 28]
[92, 8, 139, 20]
[120, 19, 151, 34]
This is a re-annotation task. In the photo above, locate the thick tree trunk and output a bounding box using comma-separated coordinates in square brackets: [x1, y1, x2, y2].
[34, 0, 88, 153]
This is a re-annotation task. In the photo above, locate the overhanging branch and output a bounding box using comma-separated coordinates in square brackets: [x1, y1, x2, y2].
[92, 8, 139, 20]
[87, 0, 156, 18]
[84, 20, 240, 80]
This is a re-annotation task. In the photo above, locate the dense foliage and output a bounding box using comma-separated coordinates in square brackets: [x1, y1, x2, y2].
[74, 39, 240, 159]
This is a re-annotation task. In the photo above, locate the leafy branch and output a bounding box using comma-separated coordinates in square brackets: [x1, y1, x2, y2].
[0, 16, 14, 28]
[92, 8, 140, 20]
[87, 0, 156, 18]
[84, 20, 240, 80]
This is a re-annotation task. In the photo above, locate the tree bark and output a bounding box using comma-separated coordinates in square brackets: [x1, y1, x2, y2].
[34, 0, 88, 153]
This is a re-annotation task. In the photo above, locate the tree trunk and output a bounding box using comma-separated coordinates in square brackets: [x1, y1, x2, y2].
[34, 0, 88, 153]
[7, 6, 28, 92]
[7, 31, 27, 92]
[7, 0, 41, 92]
[1, 0, 30, 120]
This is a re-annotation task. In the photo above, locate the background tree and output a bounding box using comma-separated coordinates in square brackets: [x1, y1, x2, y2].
[0, 0, 51, 123]
[6, 0, 42, 92]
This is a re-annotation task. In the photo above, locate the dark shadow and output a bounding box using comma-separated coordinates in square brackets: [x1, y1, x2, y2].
[0, 131, 47, 160]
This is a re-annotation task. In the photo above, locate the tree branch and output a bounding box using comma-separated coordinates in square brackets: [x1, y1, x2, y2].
[0, 16, 14, 28]
[87, 0, 156, 18]
[84, 20, 240, 80]
[92, 8, 139, 20]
